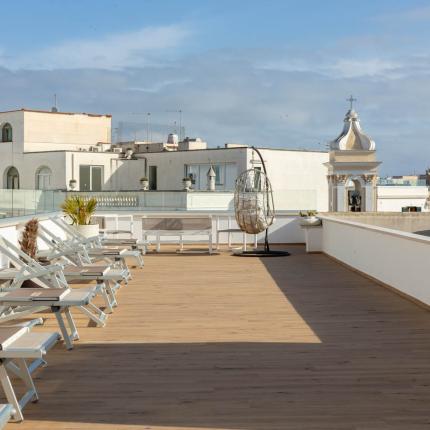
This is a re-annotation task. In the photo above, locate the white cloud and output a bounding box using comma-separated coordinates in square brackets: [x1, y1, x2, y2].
[328, 58, 401, 79]
[127, 78, 192, 93]
[257, 57, 402, 79]
[1, 25, 190, 70]
[0, 31, 428, 175]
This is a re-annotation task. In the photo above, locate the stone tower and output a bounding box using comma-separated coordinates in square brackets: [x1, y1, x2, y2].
[325, 101, 381, 212]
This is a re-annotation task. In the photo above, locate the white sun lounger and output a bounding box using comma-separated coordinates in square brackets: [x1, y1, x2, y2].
[39, 222, 138, 278]
[50, 216, 145, 268]
[91, 215, 148, 254]
[0, 288, 94, 350]
[37, 226, 130, 301]
[0, 326, 59, 421]
[0, 237, 108, 328]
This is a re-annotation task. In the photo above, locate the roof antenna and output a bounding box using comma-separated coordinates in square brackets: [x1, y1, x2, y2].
[51, 94, 58, 113]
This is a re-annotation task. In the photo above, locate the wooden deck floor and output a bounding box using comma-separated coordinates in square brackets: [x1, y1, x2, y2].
[5, 245, 430, 429]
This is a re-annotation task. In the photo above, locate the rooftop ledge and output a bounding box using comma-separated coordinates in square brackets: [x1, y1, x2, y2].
[319, 213, 430, 245]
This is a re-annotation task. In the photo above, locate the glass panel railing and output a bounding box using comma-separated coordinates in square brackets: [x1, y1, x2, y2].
[0, 189, 62, 219]
[0, 188, 319, 218]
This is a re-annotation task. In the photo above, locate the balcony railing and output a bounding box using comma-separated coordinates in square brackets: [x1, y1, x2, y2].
[0, 188, 318, 219]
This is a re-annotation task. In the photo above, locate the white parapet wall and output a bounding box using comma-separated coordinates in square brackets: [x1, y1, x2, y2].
[0, 211, 306, 269]
[319, 215, 430, 306]
[96, 211, 305, 244]
[377, 186, 429, 212]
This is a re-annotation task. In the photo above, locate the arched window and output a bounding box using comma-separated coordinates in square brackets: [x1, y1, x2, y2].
[5, 166, 19, 189]
[2, 123, 12, 142]
[35, 166, 52, 190]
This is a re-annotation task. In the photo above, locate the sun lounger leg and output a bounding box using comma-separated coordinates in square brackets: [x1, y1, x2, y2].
[100, 282, 114, 312]
[16, 359, 38, 402]
[64, 308, 79, 341]
[52, 307, 75, 350]
[77, 304, 107, 327]
[105, 281, 118, 308]
[119, 259, 131, 281]
[0, 363, 24, 421]
[6, 358, 45, 379]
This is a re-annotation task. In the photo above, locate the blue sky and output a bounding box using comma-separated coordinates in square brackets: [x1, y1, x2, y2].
[1, 0, 430, 174]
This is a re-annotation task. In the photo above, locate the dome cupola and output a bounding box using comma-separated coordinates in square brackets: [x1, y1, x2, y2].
[330, 97, 375, 151]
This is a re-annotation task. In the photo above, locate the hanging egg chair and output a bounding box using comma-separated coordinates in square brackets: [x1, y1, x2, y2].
[233, 147, 289, 257]
[235, 168, 274, 234]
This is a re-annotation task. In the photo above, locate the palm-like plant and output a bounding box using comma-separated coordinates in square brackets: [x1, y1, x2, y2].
[20, 218, 39, 259]
[61, 196, 97, 225]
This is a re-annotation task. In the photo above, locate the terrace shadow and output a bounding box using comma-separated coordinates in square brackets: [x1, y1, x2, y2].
[9, 338, 430, 430]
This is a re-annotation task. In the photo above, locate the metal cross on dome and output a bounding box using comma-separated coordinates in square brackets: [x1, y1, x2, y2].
[347, 95, 357, 110]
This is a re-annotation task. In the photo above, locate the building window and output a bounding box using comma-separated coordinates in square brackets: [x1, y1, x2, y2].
[213, 165, 223, 185]
[254, 166, 262, 191]
[79, 165, 103, 191]
[148, 166, 157, 190]
[5, 166, 19, 189]
[1, 123, 12, 142]
[36, 166, 52, 190]
[185, 163, 237, 190]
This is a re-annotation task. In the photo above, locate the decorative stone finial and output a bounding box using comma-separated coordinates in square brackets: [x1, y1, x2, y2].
[207, 165, 216, 191]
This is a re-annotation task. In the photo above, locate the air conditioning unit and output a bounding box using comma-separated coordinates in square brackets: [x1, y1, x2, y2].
[112, 147, 122, 153]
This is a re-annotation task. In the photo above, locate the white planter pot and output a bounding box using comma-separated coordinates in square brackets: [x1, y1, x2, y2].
[183, 179, 192, 190]
[140, 180, 149, 190]
[302, 225, 323, 253]
[300, 216, 321, 226]
[75, 224, 99, 238]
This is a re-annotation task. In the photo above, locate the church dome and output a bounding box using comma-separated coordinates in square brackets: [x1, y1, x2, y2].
[330, 109, 375, 151]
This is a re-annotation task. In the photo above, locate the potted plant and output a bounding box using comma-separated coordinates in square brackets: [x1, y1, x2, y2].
[299, 210, 321, 226]
[183, 176, 192, 190]
[140, 177, 149, 190]
[19, 218, 45, 286]
[69, 179, 77, 190]
[19, 218, 39, 260]
[61, 195, 99, 238]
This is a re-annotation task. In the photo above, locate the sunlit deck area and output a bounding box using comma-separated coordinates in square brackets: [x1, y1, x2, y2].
[5, 245, 430, 429]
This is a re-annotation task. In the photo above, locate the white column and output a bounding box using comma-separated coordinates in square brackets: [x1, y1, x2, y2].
[336, 185, 347, 212]
[362, 175, 376, 212]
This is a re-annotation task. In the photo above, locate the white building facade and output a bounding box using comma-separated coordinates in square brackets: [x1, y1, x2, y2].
[0, 106, 426, 214]
[0, 107, 330, 212]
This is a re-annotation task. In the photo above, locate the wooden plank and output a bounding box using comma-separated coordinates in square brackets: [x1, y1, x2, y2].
[4, 245, 430, 429]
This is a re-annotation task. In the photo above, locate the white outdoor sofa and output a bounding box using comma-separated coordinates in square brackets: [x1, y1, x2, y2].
[142, 216, 213, 254]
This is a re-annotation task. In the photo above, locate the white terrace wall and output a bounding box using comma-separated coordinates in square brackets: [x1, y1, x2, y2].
[377, 186, 429, 212]
[97, 211, 305, 245]
[0, 210, 305, 270]
[325, 212, 430, 234]
[320, 215, 430, 306]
